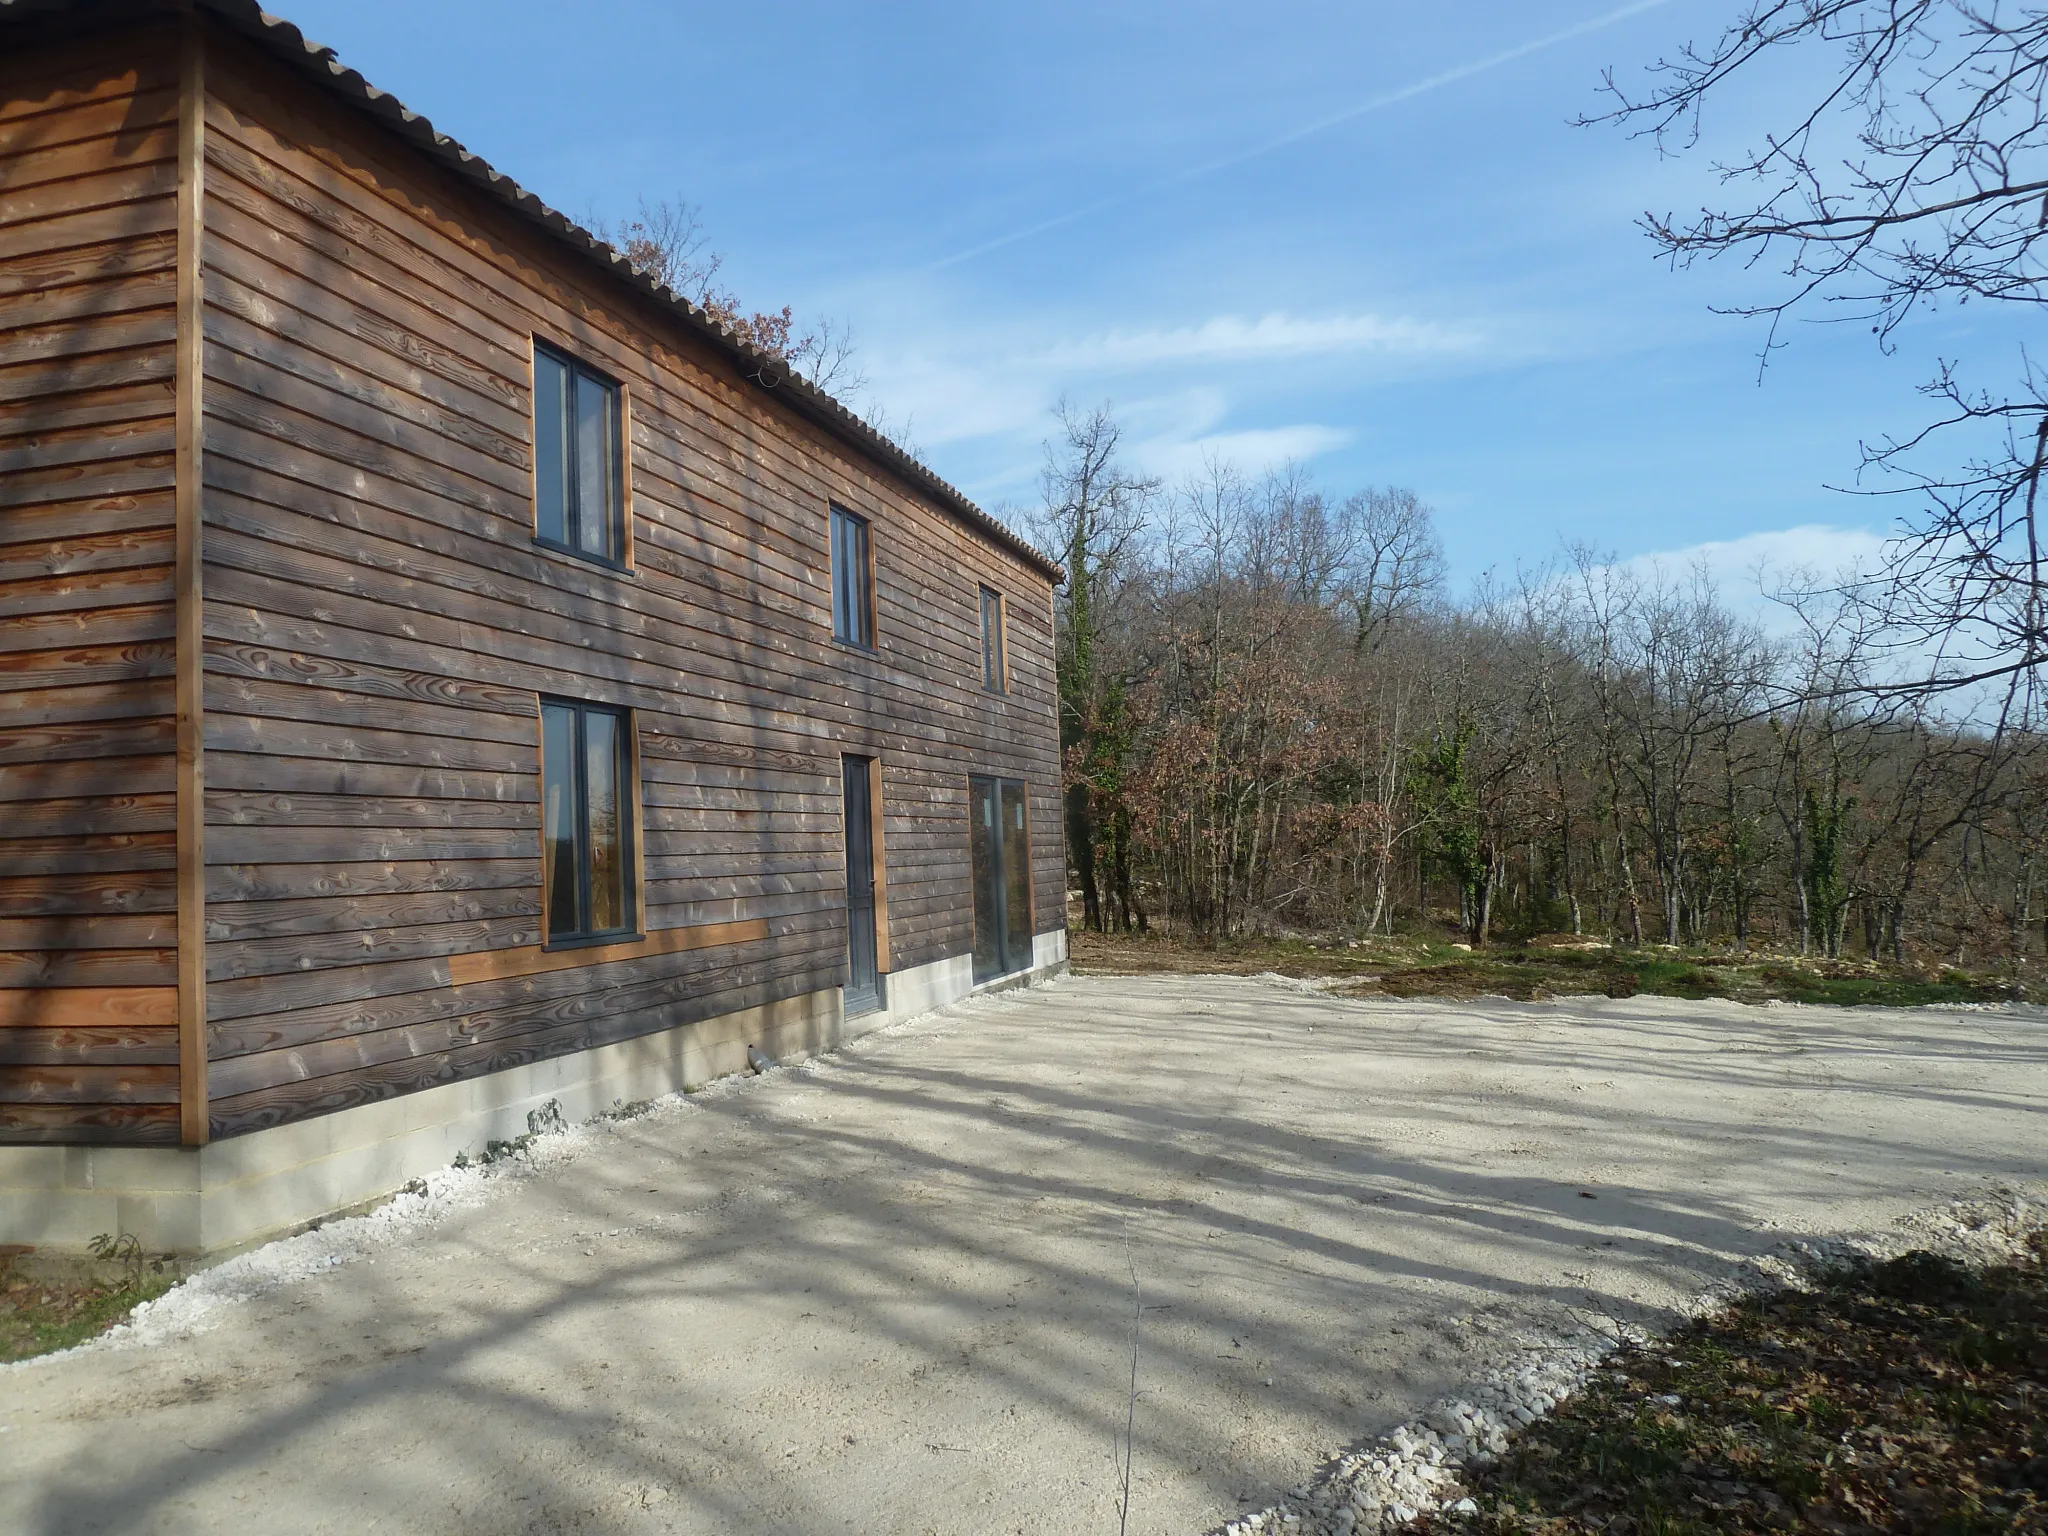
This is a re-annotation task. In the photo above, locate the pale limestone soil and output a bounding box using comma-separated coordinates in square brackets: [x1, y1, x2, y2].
[1, 976, 2042, 1536]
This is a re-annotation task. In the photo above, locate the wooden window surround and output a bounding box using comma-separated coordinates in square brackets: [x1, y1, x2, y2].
[830, 503, 876, 650]
[540, 697, 640, 947]
[532, 338, 631, 570]
[979, 584, 1008, 694]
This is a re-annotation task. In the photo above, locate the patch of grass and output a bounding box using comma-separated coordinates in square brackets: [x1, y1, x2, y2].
[1753, 965, 1996, 1008]
[1415, 1237, 2048, 1536]
[1067, 927, 2013, 1008]
[0, 1248, 177, 1363]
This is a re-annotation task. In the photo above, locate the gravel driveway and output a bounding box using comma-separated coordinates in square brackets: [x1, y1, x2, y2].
[4, 973, 2044, 1535]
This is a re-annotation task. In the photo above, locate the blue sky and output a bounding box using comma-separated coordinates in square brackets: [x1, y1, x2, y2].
[277, 0, 2013, 591]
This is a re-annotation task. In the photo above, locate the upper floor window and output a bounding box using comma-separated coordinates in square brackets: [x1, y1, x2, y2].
[533, 342, 625, 567]
[831, 505, 874, 649]
[541, 698, 637, 944]
[980, 585, 1007, 693]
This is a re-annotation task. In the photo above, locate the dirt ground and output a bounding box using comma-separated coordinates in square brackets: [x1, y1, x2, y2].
[2, 974, 2043, 1536]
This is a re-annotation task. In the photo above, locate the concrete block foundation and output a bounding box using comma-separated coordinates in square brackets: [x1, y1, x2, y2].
[0, 936, 1068, 1259]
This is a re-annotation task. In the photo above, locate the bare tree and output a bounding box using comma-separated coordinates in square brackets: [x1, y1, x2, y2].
[1592, 2, 2048, 709]
[1034, 402, 1159, 932]
[1339, 487, 1447, 653]
[591, 195, 866, 396]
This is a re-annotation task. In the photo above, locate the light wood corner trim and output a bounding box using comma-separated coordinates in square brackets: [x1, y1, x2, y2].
[174, 18, 209, 1147]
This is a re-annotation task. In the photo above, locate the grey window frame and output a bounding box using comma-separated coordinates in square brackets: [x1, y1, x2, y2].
[532, 341, 628, 570]
[830, 504, 875, 650]
[979, 584, 1006, 693]
[540, 697, 638, 948]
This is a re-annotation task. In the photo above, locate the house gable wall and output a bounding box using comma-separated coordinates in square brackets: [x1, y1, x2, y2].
[186, 26, 1064, 1139]
[0, 19, 1065, 1148]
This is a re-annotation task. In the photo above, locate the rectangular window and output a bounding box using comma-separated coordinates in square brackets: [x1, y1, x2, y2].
[541, 698, 636, 944]
[979, 585, 1007, 693]
[830, 504, 874, 648]
[533, 342, 625, 566]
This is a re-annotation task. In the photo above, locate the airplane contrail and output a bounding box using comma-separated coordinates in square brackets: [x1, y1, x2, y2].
[928, 0, 1674, 271]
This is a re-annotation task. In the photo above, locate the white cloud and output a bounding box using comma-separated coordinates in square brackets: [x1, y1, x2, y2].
[1038, 311, 1482, 371]
[1614, 523, 1892, 635]
[1623, 523, 1888, 590]
[1133, 423, 1354, 479]
[850, 296, 1497, 463]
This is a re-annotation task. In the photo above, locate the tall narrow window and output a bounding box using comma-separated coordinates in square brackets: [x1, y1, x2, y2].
[541, 699, 636, 943]
[968, 774, 1032, 982]
[830, 504, 874, 648]
[979, 585, 1007, 693]
[533, 342, 625, 566]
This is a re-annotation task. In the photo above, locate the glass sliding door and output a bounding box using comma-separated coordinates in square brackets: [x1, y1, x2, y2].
[968, 774, 1032, 982]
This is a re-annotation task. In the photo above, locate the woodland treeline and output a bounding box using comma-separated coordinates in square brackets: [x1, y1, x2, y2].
[1034, 407, 2048, 971]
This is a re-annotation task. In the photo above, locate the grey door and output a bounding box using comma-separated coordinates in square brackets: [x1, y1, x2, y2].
[843, 756, 881, 1013]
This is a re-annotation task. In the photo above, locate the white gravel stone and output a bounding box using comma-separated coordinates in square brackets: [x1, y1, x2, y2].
[1217, 1188, 2048, 1536]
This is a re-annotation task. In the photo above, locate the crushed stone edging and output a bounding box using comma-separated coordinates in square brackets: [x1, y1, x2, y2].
[1212, 1183, 2045, 1536]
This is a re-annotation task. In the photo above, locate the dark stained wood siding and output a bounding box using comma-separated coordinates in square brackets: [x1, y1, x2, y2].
[0, 30, 183, 1145]
[184, 28, 1063, 1140]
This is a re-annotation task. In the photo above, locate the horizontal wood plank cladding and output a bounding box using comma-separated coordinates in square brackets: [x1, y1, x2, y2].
[208, 913, 541, 985]
[203, 750, 532, 804]
[207, 962, 844, 1139]
[0, 634, 174, 697]
[0, 754, 173, 805]
[0, 524, 173, 584]
[205, 885, 540, 944]
[0, 32, 182, 1146]
[202, 638, 537, 719]
[0, 264, 175, 354]
[206, 920, 833, 1063]
[150, 35, 1063, 1140]
[0, 870, 177, 919]
[207, 790, 536, 829]
[0, 832, 174, 878]
[0, 715, 175, 764]
[204, 711, 535, 776]
[0, 985, 175, 1030]
[0, 1023, 178, 1067]
[203, 904, 841, 1032]
[0, 1062, 179, 1105]
[206, 858, 535, 905]
[205, 824, 534, 866]
[200, 555, 1053, 780]
[0, 948, 174, 988]
[211, 947, 836, 1104]
[0, 1102, 179, 1145]
[445, 917, 772, 986]
[0, 792, 172, 841]
[0, 490, 176, 548]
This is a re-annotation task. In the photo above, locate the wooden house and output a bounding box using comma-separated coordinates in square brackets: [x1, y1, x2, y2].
[0, 0, 1067, 1254]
